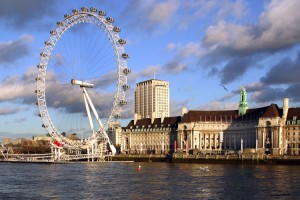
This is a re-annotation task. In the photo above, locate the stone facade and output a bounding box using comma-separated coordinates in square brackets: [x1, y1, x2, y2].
[284, 106, 300, 155]
[108, 122, 122, 146]
[122, 85, 300, 156]
[122, 116, 180, 154]
[178, 108, 265, 154]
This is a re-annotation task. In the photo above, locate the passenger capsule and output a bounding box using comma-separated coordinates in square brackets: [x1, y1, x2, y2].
[113, 27, 121, 32]
[90, 7, 97, 12]
[123, 68, 131, 74]
[42, 124, 48, 128]
[44, 41, 53, 46]
[57, 21, 64, 26]
[38, 114, 42, 117]
[72, 9, 79, 14]
[120, 100, 127, 105]
[118, 39, 126, 45]
[40, 52, 47, 57]
[99, 10, 106, 16]
[64, 14, 71, 19]
[122, 53, 129, 59]
[122, 84, 130, 91]
[106, 17, 114, 23]
[115, 114, 121, 119]
[81, 6, 88, 12]
[50, 30, 57, 35]
[35, 77, 42, 81]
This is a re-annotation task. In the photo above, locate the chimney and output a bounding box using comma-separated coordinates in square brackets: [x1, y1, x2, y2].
[134, 113, 140, 125]
[283, 97, 289, 119]
[151, 112, 156, 124]
[181, 107, 187, 116]
[161, 111, 165, 123]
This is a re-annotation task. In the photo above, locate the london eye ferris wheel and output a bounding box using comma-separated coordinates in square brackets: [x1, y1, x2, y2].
[36, 7, 130, 152]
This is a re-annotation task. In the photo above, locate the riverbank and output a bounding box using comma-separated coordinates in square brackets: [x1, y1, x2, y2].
[112, 154, 300, 165]
[2, 154, 300, 164]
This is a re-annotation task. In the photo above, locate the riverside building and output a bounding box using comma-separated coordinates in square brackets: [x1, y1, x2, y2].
[122, 85, 300, 156]
[122, 114, 181, 154]
[134, 79, 170, 119]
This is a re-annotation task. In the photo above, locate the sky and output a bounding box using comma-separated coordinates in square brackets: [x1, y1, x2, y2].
[1, 0, 300, 139]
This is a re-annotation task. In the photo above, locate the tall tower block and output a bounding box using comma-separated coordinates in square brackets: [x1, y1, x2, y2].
[135, 79, 170, 119]
[238, 85, 248, 116]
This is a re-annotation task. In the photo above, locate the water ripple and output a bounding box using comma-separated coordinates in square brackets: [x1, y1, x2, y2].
[0, 162, 299, 199]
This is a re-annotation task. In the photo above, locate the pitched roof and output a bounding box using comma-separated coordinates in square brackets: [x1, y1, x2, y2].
[181, 110, 238, 123]
[261, 104, 282, 118]
[126, 104, 286, 127]
[287, 108, 300, 121]
[126, 116, 181, 129]
[181, 105, 274, 123]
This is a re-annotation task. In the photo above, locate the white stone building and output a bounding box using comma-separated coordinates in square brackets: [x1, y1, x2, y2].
[123, 85, 300, 156]
[122, 114, 180, 154]
[107, 122, 122, 146]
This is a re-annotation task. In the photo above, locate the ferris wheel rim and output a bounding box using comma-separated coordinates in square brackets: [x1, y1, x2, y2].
[36, 7, 129, 147]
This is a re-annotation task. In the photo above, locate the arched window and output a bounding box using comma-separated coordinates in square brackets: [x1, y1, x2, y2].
[184, 125, 188, 140]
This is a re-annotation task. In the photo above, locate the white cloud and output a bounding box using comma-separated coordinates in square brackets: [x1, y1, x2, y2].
[0, 107, 19, 115]
[165, 42, 204, 59]
[258, 0, 300, 49]
[166, 43, 176, 50]
[163, 61, 187, 74]
[0, 68, 35, 101]
[147, 0, 178, 27]
[122, 0, 179, 32]
[198, 101, 239, 111]
[170, 99, 190, 116]
[203, 0, 300, 52]
[217, 0, 247, 19]
[138, 65, 161, 78]
[0, 34, 34, 65]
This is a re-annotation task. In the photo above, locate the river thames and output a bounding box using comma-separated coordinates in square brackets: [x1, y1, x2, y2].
[0, 162, 299, 199]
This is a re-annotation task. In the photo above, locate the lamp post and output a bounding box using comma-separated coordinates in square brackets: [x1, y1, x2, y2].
[266, 138, 270, 154]
[241, 138, 243, 154]
[161, 132, 164, 154]
[174, 140, 177, 153]
[255, 127, 258, 153]
[220, 131, 223, 155]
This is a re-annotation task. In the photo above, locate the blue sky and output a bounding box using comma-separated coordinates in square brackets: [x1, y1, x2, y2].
[1, 0, 300, 139]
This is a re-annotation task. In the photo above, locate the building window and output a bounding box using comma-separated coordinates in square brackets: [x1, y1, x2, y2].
[293, 116, 297, 121]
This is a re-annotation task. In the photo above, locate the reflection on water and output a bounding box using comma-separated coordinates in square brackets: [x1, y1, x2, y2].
[0, 162, 299, 199]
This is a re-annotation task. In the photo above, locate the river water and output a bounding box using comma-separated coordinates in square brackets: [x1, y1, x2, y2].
[0, 162, 299, 199]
